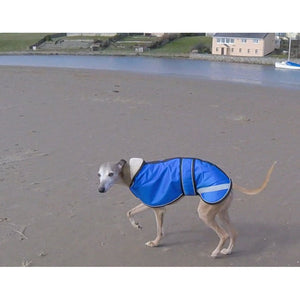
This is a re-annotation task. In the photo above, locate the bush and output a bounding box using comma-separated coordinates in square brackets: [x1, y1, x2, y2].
[192, 41, 211, 54]
[44, 35, 53, 42]
[179, 33, 205, 37]
[149, 33, 180, 49]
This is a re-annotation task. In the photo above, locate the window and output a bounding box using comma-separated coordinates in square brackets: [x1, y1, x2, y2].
[241, 39, 247, 43]
[217, 37, 234, 44]
[216, 47, 219, 52]
[253, 39, 259, 44]
[248, 49, 251, 54]
[255, 49, 259, 54]
[239, 48, 242, 53]
[231, 48, 234, 53]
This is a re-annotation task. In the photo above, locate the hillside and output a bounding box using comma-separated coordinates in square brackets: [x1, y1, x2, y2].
[0, 33, 212, 55]
[151, 36, 212, 54]
[0, 33, 50, 52]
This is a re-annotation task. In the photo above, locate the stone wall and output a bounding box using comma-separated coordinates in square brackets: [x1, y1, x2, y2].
[189, 53, 300, 65]
[38, 39, 94, 50]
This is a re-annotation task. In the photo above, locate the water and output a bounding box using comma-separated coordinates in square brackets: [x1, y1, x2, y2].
[0, 55, 299, 90]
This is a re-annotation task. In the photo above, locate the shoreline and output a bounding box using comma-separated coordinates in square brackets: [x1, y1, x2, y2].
[0, 64, 298, 92]
[1, 63, 299, 92]
[1, 50, 299, 66]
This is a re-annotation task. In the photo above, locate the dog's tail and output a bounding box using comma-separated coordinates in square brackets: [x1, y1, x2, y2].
[232, 161, 277, 195]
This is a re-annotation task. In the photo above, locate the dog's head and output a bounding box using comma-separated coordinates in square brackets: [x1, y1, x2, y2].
[98, 159, 126, 193]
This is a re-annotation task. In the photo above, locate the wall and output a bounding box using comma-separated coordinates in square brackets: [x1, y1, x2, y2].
[263, 33, 276, 55]
[189, 53, 300, 65]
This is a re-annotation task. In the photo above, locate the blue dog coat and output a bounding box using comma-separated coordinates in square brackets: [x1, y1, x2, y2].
[130, 158, 232, 207]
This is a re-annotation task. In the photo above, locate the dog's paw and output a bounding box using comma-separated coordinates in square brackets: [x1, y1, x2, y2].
[135, 223, 142, 230]
[129, 220, 142, 230]
[221, 248, 232, 255]
[210, 250, 220, 258]
[145, 241, 158, 247]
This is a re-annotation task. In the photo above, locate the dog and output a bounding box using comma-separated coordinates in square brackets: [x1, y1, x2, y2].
[98, 157, 276, 257]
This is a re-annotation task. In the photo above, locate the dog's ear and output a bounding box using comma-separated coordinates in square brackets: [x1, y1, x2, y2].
[117, 159, 127, 169]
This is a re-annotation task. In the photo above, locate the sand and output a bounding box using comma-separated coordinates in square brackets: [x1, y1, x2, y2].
[0, 65, 299, 267]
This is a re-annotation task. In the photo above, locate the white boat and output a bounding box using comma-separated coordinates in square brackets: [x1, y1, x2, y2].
[275, 37, 300, 70]
[275, 60, 300, 69]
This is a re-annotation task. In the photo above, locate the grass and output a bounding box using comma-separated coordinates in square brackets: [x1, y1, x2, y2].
[0, 34, 212, 55]
[102, 35, 212, 55]
[151, 36, 212, 54]
[62, 35, 112, 41]
[0, 33, 49, 52]
[103, 35, 160, 52]
[121, 35, 160, 42]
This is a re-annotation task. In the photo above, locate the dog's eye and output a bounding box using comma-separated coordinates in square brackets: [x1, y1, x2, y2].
[108, 172, 114, 177]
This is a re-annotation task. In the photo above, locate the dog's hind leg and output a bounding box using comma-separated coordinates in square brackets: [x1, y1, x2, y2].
[218, 209, 238, 255]
[198, 201, 229, 257]
[127, 203, 149, 230]
[145, 207, 166, 247]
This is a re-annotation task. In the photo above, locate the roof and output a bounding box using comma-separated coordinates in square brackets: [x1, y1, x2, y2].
[214, 33, 269, 39]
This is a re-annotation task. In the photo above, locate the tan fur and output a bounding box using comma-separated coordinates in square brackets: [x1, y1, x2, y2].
[98, 158, 276, 257]
[232, 161, 277, 195]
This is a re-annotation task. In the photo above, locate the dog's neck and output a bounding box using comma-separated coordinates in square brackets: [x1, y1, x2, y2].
[120, 158, 143, 187]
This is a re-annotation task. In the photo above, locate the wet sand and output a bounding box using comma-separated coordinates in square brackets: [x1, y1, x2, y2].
[0, 65, 299, 266]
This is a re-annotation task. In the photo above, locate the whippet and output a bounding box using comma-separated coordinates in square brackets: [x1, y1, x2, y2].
[98, 157, 276, 257]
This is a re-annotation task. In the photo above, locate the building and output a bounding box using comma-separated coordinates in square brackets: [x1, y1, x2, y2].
[212, 33, 275, 57]
[286, 32, 300, 40]
[291, 40, 300, 58]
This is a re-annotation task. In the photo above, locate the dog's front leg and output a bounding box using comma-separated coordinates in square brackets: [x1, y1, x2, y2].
[127, 203, 148, 230]
[145, 207, 166, 247]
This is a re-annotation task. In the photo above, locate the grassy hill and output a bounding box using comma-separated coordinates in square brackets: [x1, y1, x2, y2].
[151, 36, 212, 54]
[101, 35, 161, 53]
[0, 33, 212, 55]
[0, 33, 49, 52]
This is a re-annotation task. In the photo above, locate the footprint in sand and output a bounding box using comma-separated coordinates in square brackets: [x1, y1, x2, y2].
[0, 149, 48, 165]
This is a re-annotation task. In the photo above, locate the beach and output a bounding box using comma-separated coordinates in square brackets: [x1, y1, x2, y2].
[0, 65, 299, 266]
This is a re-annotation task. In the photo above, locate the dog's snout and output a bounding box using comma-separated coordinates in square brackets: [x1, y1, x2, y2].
[98, 187, 105, 193]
